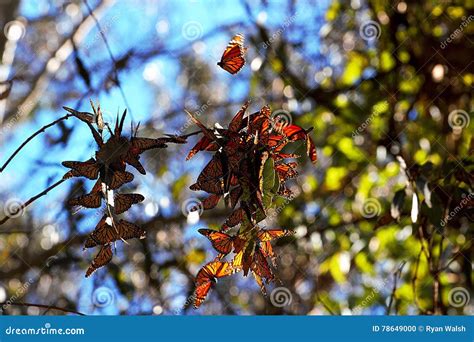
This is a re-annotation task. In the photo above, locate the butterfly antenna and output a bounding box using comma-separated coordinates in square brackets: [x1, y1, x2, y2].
[114, 109, 120, 136]
[135, 122, 141, 137]
[118, 109, 127, 136]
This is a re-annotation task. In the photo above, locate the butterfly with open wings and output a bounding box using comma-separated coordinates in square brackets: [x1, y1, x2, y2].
[217, 33, 247, 75]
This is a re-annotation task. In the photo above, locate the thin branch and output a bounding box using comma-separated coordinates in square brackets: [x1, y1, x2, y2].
[412, 247, 425, 313]
[84, 0, 134, 120]
[0, 302, 85, 315]
[0, 178, 66, 226]
[178, 129, 202, 139]
[0, 114, 72, 173]
[386, 261, 406, 315]
[2, 0, 113, 125]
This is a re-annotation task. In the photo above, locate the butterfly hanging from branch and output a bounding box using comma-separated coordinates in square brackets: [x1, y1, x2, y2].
[217, 33, 247, 75]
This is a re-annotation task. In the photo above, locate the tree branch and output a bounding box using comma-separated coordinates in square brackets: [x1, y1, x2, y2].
[0, 302, 85, 316]
[0, 114, 72, 173]
[0, 178, 66, 226]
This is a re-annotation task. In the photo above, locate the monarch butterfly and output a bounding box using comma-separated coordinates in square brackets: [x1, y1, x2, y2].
[62, 158, 100, 180]
[108, 170, 134, 190]
[222, 207, 245, 229]
[252, 246, 274, 281]
[198, 229, 236, 255]
[217, 34, 247, 75]
[124, 137, 168, 174]
[85, 244, 113, 277]
[194, 261, 234, 308]
[229, 186, 242, 209]
[199, 193, 222, 211]
[85, 217, 146, 248]
[228, 101, 250, 132]
[114, 193, 144, 214]
[190, 156, 224, 194]
[275, 162, 298, 182]
[68, 180, 102, 208]
[258, 229, 294, 264]
[186, 136, 218, 161]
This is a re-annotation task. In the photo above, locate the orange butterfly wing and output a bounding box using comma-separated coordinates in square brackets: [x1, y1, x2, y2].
[108, 170, 134, 190]
[84, 216, 118, 248]
[258, 229, 294, 242]
[252, 247, 274, 281]
[193, 261, 234, 308]
[68, 180, 103, 208]
[116, 219, 146, 241]
[114, 193, 144, 214]
[218, 34, 246, 75]
[198, 229, 234, 255]
[194, 281, 213, 309]
[62, 158, 100, 180]
[85, 244, 113, 277]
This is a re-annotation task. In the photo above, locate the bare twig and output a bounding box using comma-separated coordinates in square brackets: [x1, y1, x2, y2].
[386, 261, 406, 315]
[84, 0, 134, 120]
[0, 302, 85, 315]
[0, 178, 66, 226]
[0, 114, 72, 173]
[2, 0, 113, 125]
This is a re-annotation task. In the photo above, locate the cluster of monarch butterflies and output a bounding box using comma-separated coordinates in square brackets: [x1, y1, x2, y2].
[186, 100, 317, 308]
[62, 101, 185, 276]
[55, 33, 316, 309]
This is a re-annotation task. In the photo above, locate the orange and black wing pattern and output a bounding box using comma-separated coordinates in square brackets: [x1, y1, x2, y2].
[116, 219, 146, 241]
[190, 156, 224, 194]
[114, 193, 144, 214]
[217, 34, 246, 75]
[84, 216, 118, 248]
[258, 229, 294, 262]
[252, 246, 274, 282]
[108, 170, 134, 190]
[85, 244, 113, 277]
[68, 180, 103, 208]
[198, 229, 234, 255]
[194, 261, 234, 308]
[257, 228, 295, 242]
[62, 158, 100, 180]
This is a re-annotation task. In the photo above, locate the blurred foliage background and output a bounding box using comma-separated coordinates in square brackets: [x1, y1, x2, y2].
[0, 0, 472, 315]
